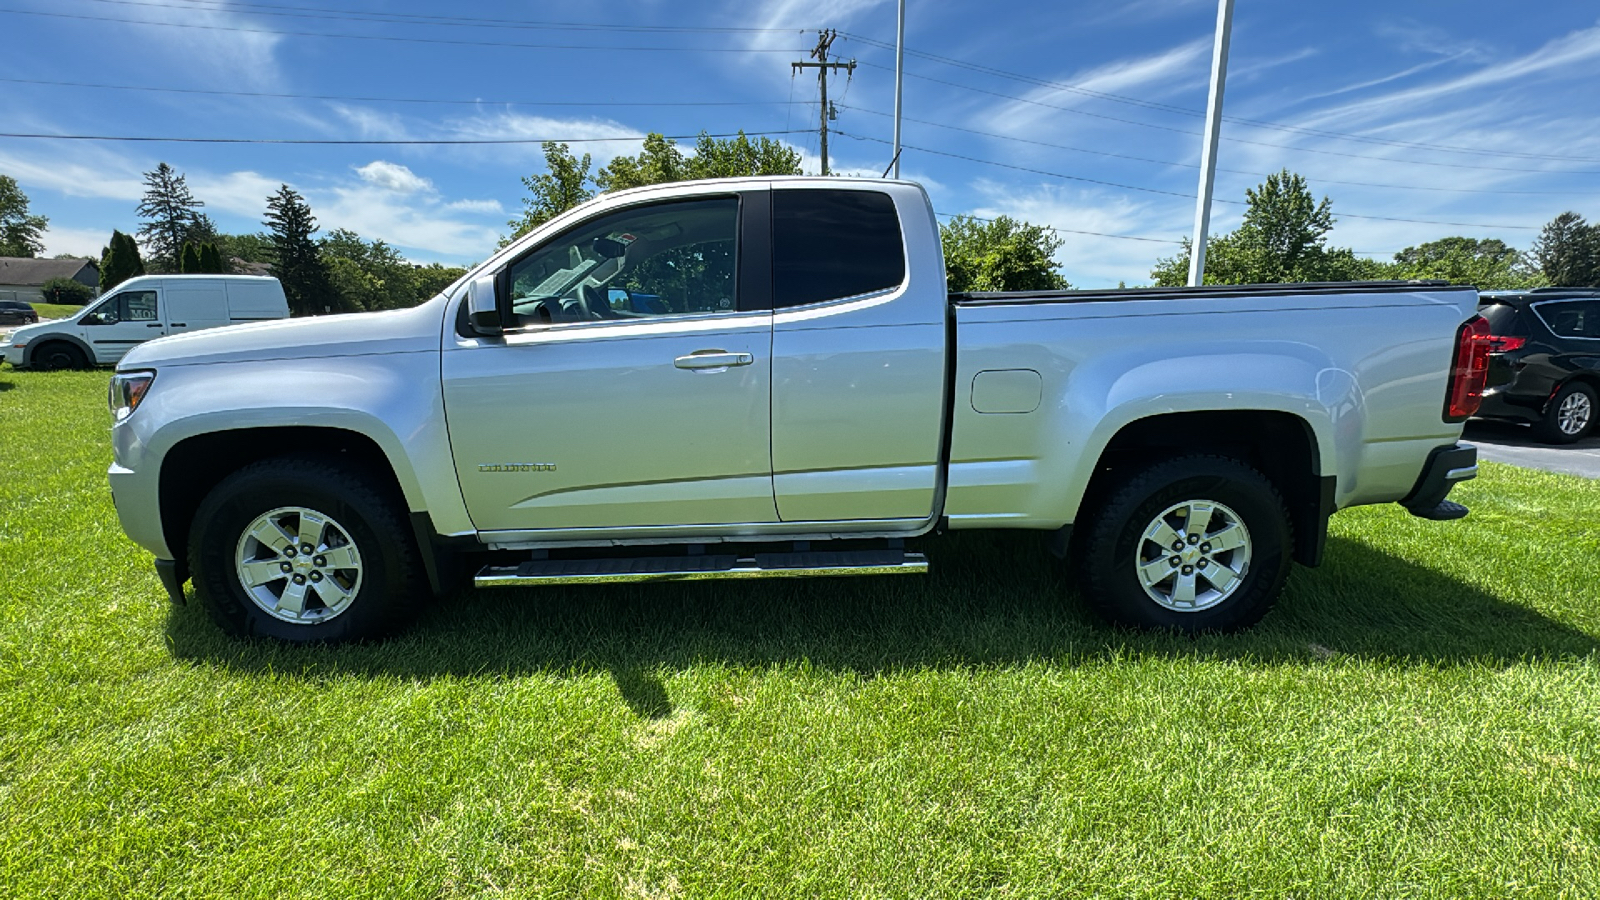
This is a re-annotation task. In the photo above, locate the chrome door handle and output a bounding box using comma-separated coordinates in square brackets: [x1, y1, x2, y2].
[674, 351, 754, 370]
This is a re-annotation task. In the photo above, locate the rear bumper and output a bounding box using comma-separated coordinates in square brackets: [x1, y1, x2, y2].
[1401, 442, 1477, 518]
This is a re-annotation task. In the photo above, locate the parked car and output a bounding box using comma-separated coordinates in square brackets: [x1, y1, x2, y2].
[107, 177, 1483, 643]
[0, 299, 39, 328]
[1, 275, 289, 370]
[1476, 288, 1599, 443]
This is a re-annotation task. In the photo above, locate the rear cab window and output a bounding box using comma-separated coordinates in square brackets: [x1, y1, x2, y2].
[772, 189, 905, 309]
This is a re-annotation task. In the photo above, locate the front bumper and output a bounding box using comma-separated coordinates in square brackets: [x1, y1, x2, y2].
[1401, 442, 1477, 520]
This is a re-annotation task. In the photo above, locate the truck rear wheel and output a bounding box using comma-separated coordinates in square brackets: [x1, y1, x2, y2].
[1073, 455, 1292, 632]
[188, 456, 426, 642]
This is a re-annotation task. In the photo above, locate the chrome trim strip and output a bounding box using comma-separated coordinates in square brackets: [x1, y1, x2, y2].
[474, 553, 929, 587]
[1445, 465, 1478, 481]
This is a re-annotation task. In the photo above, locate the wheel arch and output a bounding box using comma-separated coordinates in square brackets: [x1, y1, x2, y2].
[24, 333, 93, 367]
[157, 425, 434, 588]
[1079, 409, 1332, 567]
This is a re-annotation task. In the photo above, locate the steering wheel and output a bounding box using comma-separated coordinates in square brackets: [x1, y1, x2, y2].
[579, 283, 610, 320]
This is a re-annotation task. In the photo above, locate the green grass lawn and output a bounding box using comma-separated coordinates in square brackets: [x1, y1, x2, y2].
[2, 366, 1598, 899]
[27, 302, 85, 321]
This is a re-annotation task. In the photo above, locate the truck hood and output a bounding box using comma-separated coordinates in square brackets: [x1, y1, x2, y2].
[119, 295, 448, 369]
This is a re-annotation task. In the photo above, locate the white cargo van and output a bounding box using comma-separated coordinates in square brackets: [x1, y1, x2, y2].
[1, 275, 289, 369]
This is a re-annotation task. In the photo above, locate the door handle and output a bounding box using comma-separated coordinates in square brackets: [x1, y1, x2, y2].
[147, 323, 163, 328]
[674, 351, 754, 370]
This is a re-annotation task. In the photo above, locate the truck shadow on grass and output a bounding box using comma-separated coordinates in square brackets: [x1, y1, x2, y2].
[166, 530, 1600, 709]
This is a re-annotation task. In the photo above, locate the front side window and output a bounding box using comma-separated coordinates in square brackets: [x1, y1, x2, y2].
[772, 189, 905, 309]
[505, 197, 739, 327]
[86, 290, 157, 325]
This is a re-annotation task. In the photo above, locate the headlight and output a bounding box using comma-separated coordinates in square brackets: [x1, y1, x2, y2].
[109, 370, 156, 421]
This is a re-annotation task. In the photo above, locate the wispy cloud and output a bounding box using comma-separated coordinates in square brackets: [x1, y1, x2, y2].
[981, 40, 1210, 137]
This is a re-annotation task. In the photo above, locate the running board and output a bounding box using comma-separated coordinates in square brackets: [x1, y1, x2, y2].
[475, 549, 928, 587]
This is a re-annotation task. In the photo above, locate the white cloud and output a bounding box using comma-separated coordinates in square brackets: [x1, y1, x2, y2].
[981, 40, 1210, 137]
[445, 198, 505, 214]
[355, 161, 434, 194]
[446, 112, 644, 166]
[315, 184, 502, 259]
[41, 226, 113, 260]
[188, 170, 282, 219]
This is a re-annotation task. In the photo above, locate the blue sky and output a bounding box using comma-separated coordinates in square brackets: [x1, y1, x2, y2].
[2, 0, 1598, 287]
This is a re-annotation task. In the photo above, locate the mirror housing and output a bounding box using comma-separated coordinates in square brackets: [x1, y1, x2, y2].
[466, 274, 503, 335]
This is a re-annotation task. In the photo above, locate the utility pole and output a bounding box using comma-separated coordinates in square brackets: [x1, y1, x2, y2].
[1187, 0, 1235, 287]
[892, 0, 905, 178]
[791, 30, 856, 176]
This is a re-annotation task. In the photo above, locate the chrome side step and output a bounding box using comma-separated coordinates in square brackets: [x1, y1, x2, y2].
[475, 549, 928, 587]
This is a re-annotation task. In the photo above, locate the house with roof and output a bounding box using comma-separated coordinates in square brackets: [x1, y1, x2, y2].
[0, 257, 100, 305]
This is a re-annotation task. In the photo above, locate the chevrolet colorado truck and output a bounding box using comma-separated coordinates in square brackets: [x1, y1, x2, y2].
[106, 177, 1487, 642]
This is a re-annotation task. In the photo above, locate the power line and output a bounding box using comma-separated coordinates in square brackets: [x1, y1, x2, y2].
[851, 61, 1600, 176]
[0, 76, 809, 109]
[836, 131, 1542, 231]
[0, 129, 810, 145]
[935, 211, 1182, 245]
[0, 7, 808, 53]
[839, 103, 1600, 197]
[83, 0, 814, 35]
[842, 34, 1600, 164]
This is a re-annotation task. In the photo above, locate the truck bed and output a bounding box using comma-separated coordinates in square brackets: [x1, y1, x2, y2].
[951, 280, 1471, 305]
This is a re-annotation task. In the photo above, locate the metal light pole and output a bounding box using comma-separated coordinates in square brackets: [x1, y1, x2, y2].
[1187, 0, 1235, 287]
[892, 0, 906, 178]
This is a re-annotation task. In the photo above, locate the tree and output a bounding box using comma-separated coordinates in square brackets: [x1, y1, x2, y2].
[213, 232, 274, 270]
[180, 241, 203, 274]
[199, 242, 225, 273]
[136, 162, 206, 272]
[595, 131, 803, 192]
[320, 228, 417, 311]
[1390, 237, 1544, 289]
[99, 230, 146, 291]
[1150, 170, 1369, 285]
[1532, 212, 1600, 287]
[264, 184, 338, 315]
[0, 174, 48, 257]
[503, 142, 595, 245]
[414, 262, 469, 300]
[940, 215, 1071, 292]
[39, 276, 93, 305]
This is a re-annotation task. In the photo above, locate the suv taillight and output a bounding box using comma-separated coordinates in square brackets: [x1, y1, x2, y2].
[1445, 315, 1492, 421]
[1487, 334, 1526, 353]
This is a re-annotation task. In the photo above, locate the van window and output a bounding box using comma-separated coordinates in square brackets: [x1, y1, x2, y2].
[1538, 300, 1600, 339]
[772, 190, 905, 309]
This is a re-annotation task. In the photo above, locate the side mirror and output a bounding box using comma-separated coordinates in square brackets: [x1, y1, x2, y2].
[466, 274, 502, 335]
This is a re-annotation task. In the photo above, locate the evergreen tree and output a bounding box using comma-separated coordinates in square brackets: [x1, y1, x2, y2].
[264, 184, 337, 315]
[1532, 212, 1600, 287]
[136, 162, 206, 272]
[180, 241, 202, 274]
[99, 229, 146, 291]
[0, 174, 48, 257]
[200, 242, 225, 273]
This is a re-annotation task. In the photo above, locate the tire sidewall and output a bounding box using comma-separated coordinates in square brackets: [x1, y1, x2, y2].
[1085, 458, 1291, 632]
[36, 342, 84, 371]
[190, 463, 417, 642]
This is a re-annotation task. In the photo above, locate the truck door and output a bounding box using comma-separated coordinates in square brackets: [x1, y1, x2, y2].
[442, 191, 778, 534]
[769, 186, 946, 523]
[78, 287, 164, 363]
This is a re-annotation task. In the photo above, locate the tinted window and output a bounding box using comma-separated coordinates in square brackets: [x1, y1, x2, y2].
[1478, 302, 1521, 334]
[506, 197, 739, 325]
[1539, 300, 1600, 339]
[773, 190, 905, 309]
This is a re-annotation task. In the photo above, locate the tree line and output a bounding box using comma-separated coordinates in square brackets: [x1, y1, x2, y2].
[9, 148, 1600, 310]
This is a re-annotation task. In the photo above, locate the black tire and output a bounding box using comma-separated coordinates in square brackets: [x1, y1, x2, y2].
[1073, 455, 1293, 633]
[188, 456, 427, 642]
[33, 341, 86, 371]
[1536, 382, 1597, 444]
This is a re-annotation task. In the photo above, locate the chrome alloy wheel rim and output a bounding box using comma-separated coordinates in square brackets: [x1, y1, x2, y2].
[1135, 500, 1252, 612]
[1558, 392, 1592, 436]
[234, 506, 364, 624]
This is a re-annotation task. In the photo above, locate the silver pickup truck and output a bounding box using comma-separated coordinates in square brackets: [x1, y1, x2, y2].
[106, 177, 1488, 642]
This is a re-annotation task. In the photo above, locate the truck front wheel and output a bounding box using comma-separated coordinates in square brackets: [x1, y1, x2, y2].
[188, 456, 426, 642]
[1074, 455, 1292, 632]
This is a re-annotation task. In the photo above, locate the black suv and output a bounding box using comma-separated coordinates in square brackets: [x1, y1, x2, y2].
[0, 299, 39, 328]
[1476, 288, 1599, 443]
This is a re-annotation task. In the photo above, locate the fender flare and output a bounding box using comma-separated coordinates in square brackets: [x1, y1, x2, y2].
[23, 332, 94, 367]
